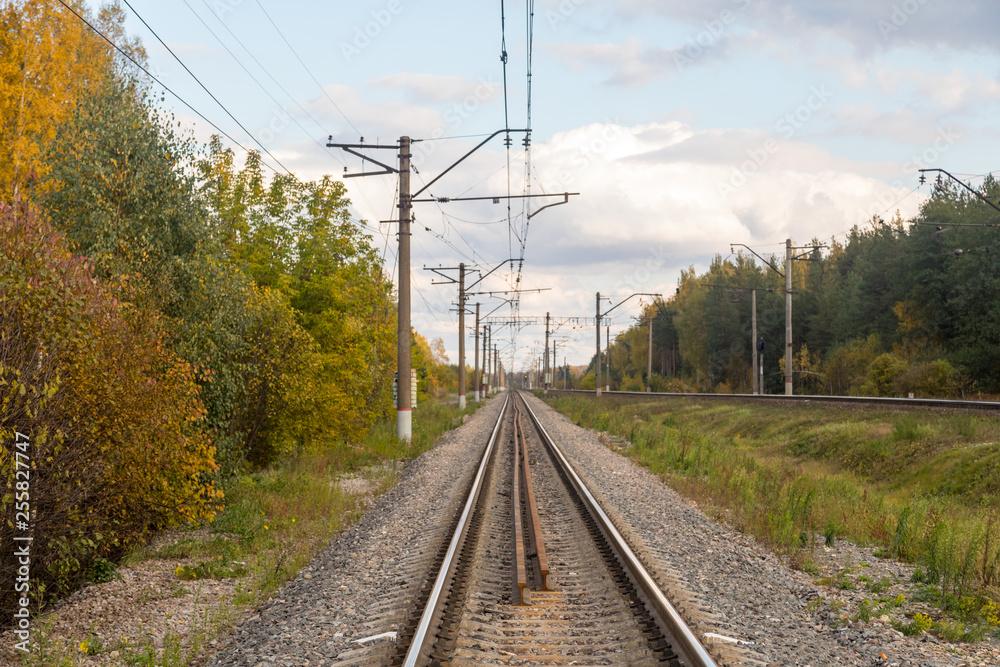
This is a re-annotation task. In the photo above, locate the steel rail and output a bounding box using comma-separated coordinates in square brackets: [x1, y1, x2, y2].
[519, 392, 719, 667]
[402, 393, 510, 667]
[516, 396, 550, 591]
[512, 401, 529, 605]
[550, 388, 1000, 411]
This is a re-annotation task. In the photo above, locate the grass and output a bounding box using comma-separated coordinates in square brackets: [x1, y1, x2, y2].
[545, 393, 1000, 639]
[18, 397, 480, 665]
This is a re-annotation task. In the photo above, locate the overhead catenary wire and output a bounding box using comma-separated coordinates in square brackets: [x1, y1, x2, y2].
[57, 0, 258, 162]
[119, 0, 293, 176]
[252, 0, 362, 138]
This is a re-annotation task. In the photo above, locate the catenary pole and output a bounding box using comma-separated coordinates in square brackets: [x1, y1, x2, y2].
[398, 137, 412, 440]
[752, 289, 758, 395]
[595, 292, 602, 397]
[473, 303, 480, 402]
[544, 312, 550, 394]
[458, 263, 466, 409]
[606, 324, 610, 392]
[647, 315, 653, 392]
[785, 238, 793, 396]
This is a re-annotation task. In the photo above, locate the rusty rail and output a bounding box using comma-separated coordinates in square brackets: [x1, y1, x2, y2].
[516, 398, 549, 591]
[512, 401, 529, 605]
[512, 395, 550, 604]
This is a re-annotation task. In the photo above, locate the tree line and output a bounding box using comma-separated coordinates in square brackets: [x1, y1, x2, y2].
[586, 179, 1000, 398]
[0, 0, 453, 613]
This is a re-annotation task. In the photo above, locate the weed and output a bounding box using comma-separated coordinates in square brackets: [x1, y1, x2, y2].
[866, 576, 893, 594]
[892, 417, 927, 442]
[894, 612, 933, 636]
[543, 394, 1000, 609]
[824, 523, 837, 547]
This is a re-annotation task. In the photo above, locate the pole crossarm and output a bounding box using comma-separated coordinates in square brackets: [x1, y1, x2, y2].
[700, 283, 774, 293]
[466, 288, 550, 297]
[412, 128, 528, 198]
[422, 266, 461, 284]
[529, 192, 572, 219]
[412, 192, 579, 204]
[482, 316, 597, 328]
[325, 140, 402, 179]
[466, 258, 520, 291]
[603, 293, 662, 318]
[730, 243, 784, 277]
[920, 168, 1000, 215]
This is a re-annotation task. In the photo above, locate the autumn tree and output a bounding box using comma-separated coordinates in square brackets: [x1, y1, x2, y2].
[197, 140, 397, 448]
[0, 0, 136, 203]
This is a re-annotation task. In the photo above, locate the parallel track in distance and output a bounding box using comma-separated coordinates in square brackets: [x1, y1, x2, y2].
[551, 388, 1000, 412]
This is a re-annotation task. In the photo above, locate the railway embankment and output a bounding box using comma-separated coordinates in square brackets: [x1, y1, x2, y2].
[542, 392, 1000, 662]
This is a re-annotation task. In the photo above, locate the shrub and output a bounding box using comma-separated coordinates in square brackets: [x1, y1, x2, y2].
[860, 353, 908, 397]
[0, 203, 218, 612]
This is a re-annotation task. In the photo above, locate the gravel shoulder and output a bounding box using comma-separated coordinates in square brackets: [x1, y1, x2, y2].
[206, 394, 507, 666]
[524, 392, 1000, 667]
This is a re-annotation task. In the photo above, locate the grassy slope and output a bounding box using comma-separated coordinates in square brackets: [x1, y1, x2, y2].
[543, 394, 1000, 633]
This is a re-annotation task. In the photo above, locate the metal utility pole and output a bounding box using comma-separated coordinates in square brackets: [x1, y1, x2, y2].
[473, 303, 480, 402]
[606, 324, 610, 392]
[563, 356, 567, 390]
[596, 292, 602, 397]
[458, 264, 466, 407]
[544, 312, 550, 394]
[398, 137, 413, 440]
[785, 238, 793, 396]
[647, 315, 653, 393]
[751, 289, 758, 395]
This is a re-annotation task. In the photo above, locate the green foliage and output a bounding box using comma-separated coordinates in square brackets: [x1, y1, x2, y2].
[197, 139, 396, 451]
[605, 179, 1000, 394]
[860, 353, 908, 397]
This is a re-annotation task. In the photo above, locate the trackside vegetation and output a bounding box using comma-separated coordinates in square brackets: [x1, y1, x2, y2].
[0, 0, 463, 627]
[16, 398, 479, 665]
[545, 394, 1000, 638]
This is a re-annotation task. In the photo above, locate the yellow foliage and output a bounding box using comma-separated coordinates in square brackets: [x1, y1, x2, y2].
[0, 0, 111, 202]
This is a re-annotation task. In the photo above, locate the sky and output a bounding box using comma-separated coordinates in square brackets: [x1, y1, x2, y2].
[85, 0, 1000, 375]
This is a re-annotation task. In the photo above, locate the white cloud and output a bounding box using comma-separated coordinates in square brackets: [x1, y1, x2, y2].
[369, 72, 503, 104]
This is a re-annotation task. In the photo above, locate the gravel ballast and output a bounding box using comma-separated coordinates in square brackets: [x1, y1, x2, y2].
[207, 395, 508, 666]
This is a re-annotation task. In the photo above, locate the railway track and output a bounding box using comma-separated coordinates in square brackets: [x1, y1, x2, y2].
[552, 388, 1000, 411]
[393, 390, 717, 667]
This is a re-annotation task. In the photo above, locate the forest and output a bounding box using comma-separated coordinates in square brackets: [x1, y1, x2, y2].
[0, 0, 458, 613]
[589, 178, 1000, 398]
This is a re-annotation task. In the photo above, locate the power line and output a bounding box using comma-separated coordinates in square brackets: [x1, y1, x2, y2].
[192, 0, 348, 168]
[252, 0, 361, 138]
[180, 0, 337, 162]
[120, 0, 293, 175]
[57, 0, 255, 159]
